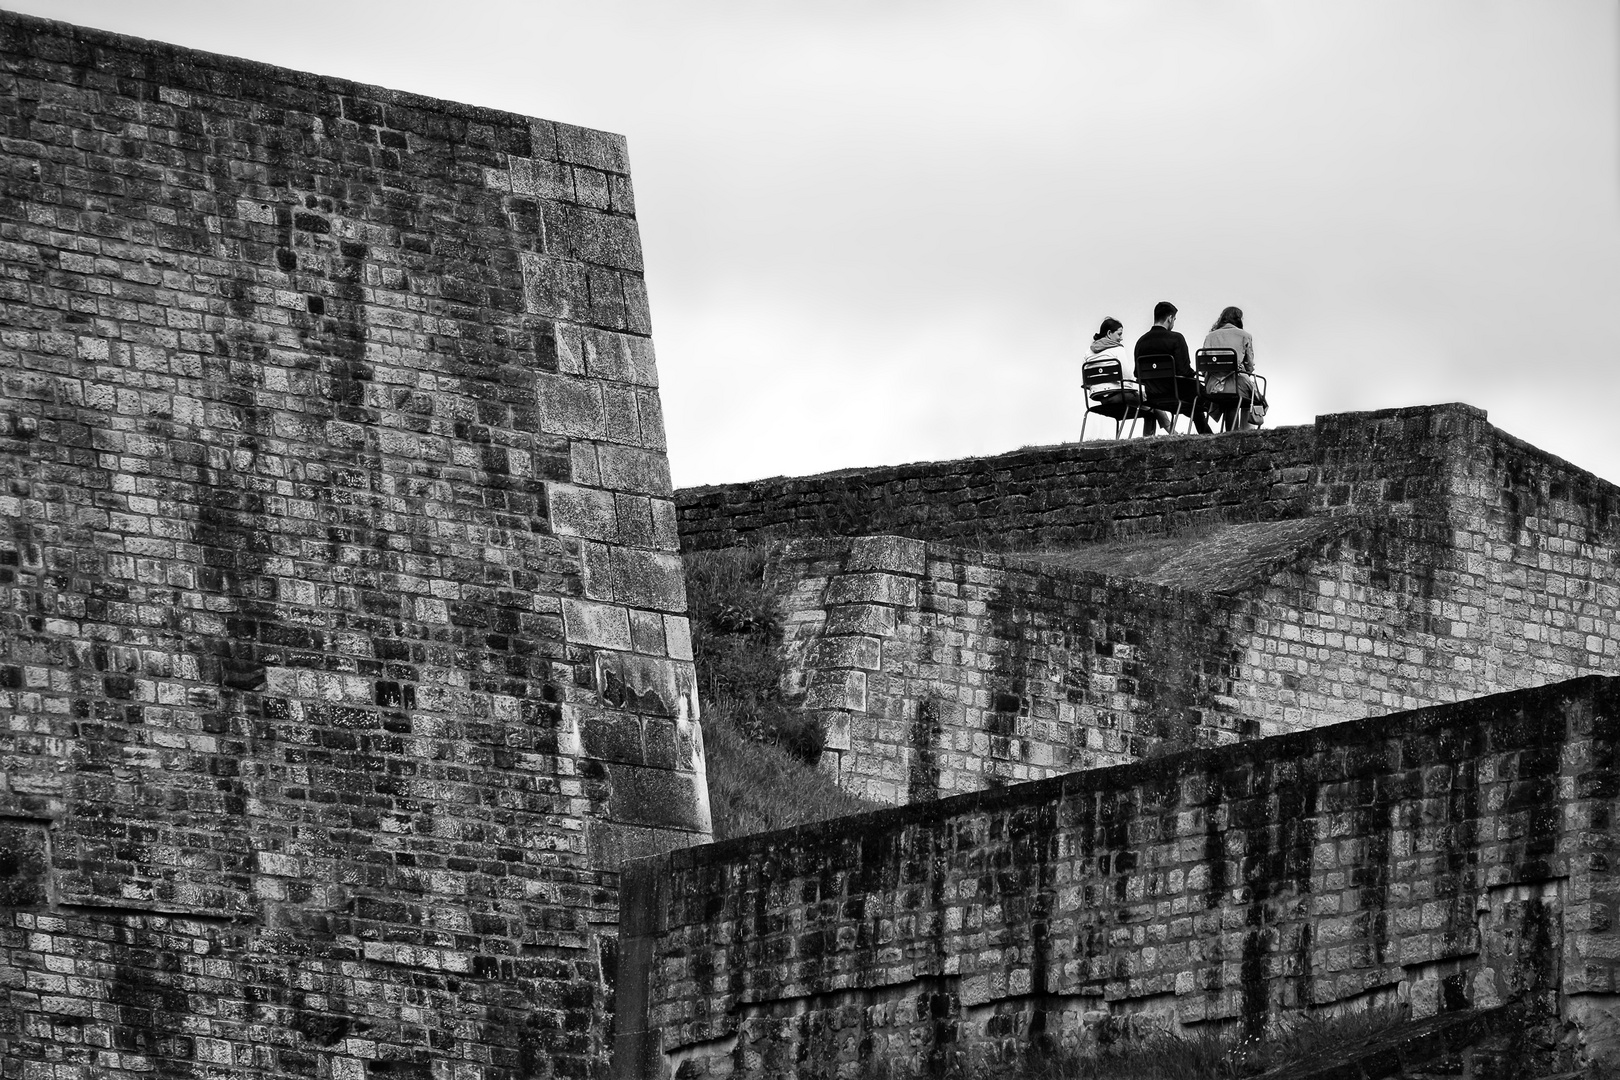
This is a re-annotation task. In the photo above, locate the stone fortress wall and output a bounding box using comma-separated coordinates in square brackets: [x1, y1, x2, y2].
[677, 420, 1316, 554]
[618, 677, 1620, 1078]
[680, 405, 1620, 805]
[7, 13, 1620, 1080]
[0, 12, 704, 1079]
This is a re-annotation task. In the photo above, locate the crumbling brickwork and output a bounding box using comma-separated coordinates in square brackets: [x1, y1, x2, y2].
[771, 530, 1322, 804]
[677, 424, 1317, 552]
[725, 406, 1620, 805]
[0, 12, 703, 1079]
[618, 677, 1620, 1078]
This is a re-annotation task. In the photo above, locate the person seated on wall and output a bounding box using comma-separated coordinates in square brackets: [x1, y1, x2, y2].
[1202, 305, 1262, 430]
[1134, 300, 1211, 435]
[1081, 316, 1156, 437]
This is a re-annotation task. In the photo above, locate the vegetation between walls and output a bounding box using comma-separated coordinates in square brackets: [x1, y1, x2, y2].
[684, 545, 877, 839]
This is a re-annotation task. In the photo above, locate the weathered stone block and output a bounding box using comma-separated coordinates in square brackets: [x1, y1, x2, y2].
[607, 762, 710, 833]
[549, 482, 619, 541]
[629, 607, 667, 656]
[564, 595, 634, 651]
[615, 493, 656, 548]
[584, 329, 658, 388]
[821, 711, 853, 752]
[555, 121, 630, 174]
[812, 635, 883, 671]
[580, 706, 646, 765]
[599, 444, 673, 496]
[651, 498, 680, 550]
[847, 535, 928, 577]
[539, 373, 606, 439]
[806, 669, 867, 712]
[595, 651, 695, 720]
[543, 202, 644, 272]
[522, 251, 589, 320]
[663, 616, 694, 662]
[824, 572, 919, 609]
[825, 603, 898, 636]
[610, 548, 687, 612]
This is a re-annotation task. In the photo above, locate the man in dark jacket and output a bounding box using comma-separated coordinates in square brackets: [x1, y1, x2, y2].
[1134, 300, 1211, 435]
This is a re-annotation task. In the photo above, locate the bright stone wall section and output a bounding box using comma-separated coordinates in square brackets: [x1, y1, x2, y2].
[0, 12, 705, 1079]
[704, 405, 1620, 805]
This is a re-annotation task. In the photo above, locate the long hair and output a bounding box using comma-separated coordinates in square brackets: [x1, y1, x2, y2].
[1093, 316, 1122, 341]
[1210, 306, 1243, 331]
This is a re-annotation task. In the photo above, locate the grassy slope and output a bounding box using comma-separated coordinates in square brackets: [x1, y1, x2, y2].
[685, 545, 877, 841]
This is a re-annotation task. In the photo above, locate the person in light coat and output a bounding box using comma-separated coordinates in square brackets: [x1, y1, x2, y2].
[1202, 306, 1259, 430]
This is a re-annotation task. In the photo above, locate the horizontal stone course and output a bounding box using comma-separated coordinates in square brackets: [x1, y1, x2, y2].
[620, 676, 1620, 1076]
[677, 423, 1320, 552]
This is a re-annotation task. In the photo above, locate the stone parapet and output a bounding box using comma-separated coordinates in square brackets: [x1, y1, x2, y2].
[678, 422, 1319, 552]
[619, 677, 1620, 1077]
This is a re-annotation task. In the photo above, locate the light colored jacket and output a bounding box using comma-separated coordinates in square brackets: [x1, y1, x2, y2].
[1202, 325, 1254, 373]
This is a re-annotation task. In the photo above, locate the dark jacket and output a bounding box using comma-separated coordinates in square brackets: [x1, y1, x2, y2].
[1133, 324, 1194, 380]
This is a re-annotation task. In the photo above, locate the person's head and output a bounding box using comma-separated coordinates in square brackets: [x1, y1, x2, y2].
[1153, 301, 1178, 327]
[1211, 306, 1243, 332]
[1093, 316, 1123, 342]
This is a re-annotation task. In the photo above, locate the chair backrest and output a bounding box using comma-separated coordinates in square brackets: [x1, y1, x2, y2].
[1081, 357, 1125, 394]
[1195, 348, 1239, 379]
[1135, 354, 1180, 409]
[1196, 347, 1240, 401]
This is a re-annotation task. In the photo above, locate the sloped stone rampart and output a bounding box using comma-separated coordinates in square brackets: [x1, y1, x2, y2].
[618, 677, 1620, 1079]
[726, 405, 1620, 805]
[0, 12, 703, 1079]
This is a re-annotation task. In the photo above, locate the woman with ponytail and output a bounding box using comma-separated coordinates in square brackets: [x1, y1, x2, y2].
[1084, 317, 1166, 436]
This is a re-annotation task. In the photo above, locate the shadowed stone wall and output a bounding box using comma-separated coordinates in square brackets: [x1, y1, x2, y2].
[618, 677, 1620, 1079]
[0, 12, 703, 1079]
[704, 406, 1620, 805]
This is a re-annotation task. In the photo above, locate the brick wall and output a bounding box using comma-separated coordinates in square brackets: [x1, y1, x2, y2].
[772, 534, 1258, 803]
[0, 13, 702, 1079]
[677, 423, 1318, 552]
[740, 405, 1620, 805]
[617, 677, 1620, 1078]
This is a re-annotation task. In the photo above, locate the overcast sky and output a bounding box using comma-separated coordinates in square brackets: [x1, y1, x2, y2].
[14, 1, 1620, 488]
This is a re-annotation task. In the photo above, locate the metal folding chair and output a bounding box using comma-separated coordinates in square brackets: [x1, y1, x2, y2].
[1195, 348, 1242, 432]
[1196, 348, 1268, 431]
[1079, 357, 1148, 440]
[1134, 354, 1183, 434]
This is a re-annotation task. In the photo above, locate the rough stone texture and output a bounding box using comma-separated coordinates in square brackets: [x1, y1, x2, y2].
[736, 405, 1620, 805]
[619, 677, 1620, 1079]
[678, 423, 1318, 552]
[0, 12, 705, 1079]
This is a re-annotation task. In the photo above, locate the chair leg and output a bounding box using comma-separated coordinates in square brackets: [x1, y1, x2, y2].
[1081, 410, 1089, 442]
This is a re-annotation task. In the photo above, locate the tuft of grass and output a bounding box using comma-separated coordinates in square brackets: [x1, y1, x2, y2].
[685, 545, 879, 840]
[701, 697, 877, 841]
